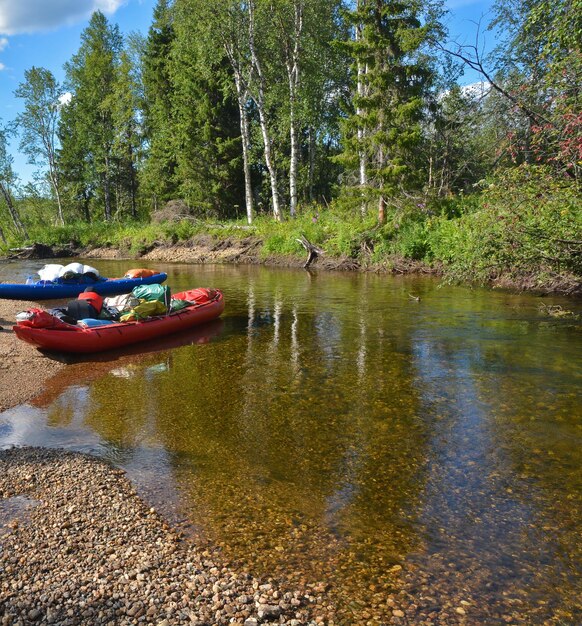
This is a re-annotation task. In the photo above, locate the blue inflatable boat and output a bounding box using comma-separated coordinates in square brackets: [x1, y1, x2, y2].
[0, 272, 168, 300]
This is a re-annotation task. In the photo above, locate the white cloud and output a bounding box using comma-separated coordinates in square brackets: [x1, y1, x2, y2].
[0, 0, 127, 36]
[0, 36, 7, 51]
[58, 92, 72, 107]
[0, 62, 5, 71]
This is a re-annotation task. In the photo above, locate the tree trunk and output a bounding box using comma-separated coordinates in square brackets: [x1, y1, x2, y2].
[356, 13, 368, 217]
[308, 126, 315, 202]
[286, 1, 303, 219]
[248, 0, 282, 221]
[233, 73, 254, 225]
[48, 166, 64, 225]
[257, 111, 282, 221]
[54, 185, 65, 226]
[0, 182, 28, 238]
[289, 106, 299, 218]
[128, 141, 138, 219]
[0, 223, 6, 245]
[378, 195, 386, 225]
[46, 149, 64, 225]
[103, 154, 112, 221]
[82, 191, 91, 222]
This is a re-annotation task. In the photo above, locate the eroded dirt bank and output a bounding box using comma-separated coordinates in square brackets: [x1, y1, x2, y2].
[86, 235, 366, 273]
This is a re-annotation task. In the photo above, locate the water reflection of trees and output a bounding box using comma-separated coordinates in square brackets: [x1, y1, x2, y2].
[123, 273, 432, 618]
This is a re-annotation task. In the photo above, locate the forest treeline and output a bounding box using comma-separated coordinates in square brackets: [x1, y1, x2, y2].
[0, 0, 580, 291]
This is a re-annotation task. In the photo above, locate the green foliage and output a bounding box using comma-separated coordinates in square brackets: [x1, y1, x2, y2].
[490, 0, 582, 182]
[428, 165, 582, 283]
[14, 67, 65, 225]
[60, 11, 125, 221]
[140, 0, 179, 202]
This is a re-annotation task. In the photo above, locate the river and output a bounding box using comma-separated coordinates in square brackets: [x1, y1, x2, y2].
[1, 259, 581, 624]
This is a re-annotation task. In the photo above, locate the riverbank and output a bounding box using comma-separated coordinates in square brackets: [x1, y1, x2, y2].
[7, 233, 581, 296]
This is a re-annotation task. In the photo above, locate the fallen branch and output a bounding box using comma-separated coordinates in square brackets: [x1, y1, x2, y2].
[296, 234, 325, 268]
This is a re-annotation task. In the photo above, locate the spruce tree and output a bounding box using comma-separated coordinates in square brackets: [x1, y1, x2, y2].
[339, 0, 440, 223]
[141, 0, 178, 208]
[168, 0, 244, 218]
[61, 11, 123, 221]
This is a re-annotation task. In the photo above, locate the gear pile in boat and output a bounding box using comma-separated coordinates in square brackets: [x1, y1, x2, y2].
[15, 285, 219, 330]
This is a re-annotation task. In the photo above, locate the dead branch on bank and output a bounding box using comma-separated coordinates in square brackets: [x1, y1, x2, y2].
[296, 234, 325, 268]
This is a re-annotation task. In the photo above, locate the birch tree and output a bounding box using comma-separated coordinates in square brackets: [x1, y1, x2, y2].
[272, 0, 349, 213]
[202, 0, 281, 221]
[0, 122, 28, 238]
[248, 0, 282, 221]
[355, 1, 368, 216]
[221, 2, 255, 224]
[272, 0, 304, 218]
[15, 67, 65, 225]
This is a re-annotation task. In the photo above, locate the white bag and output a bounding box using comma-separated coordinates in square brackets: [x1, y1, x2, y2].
[82, 264, 100, 279]
[37, 264, 64, 281]
[58, 262, 85, 278]
[103, 293, 139, 313]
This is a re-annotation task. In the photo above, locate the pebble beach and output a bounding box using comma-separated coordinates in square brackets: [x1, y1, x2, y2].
[0, 447, 324, 626]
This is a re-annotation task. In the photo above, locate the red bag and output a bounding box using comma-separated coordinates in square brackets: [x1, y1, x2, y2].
[177, 288, 218, 304]
[78, 290, 104, 313]
[16, 309, 78, 331]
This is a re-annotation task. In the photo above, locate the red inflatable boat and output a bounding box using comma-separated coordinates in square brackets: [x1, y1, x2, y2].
[13, 289, 224, 354]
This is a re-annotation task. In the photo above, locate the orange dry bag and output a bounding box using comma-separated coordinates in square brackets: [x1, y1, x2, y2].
[124, 268, 158, 279]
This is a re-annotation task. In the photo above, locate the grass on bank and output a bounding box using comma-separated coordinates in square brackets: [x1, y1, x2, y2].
[2, 165, 581, 292]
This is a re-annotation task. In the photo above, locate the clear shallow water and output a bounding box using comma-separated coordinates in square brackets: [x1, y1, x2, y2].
[1, 259, 581, 623]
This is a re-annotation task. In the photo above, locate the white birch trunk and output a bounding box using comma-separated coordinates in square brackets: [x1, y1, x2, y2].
[42, 124, 64, 226]
[308, 126, 315, 201]
[233, 72, 254, 224]
[289, 106, 299, 218]
[47, 160, 64, 226]
[248, 0, 282, 221]
[356, 5, 367, 217]
[286, 2, 303, 219]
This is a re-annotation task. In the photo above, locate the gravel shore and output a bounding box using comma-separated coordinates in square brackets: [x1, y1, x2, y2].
[0, 447, 326, 625]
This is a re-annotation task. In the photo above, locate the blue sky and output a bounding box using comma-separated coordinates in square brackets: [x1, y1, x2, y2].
[0, 0, 497, 185]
